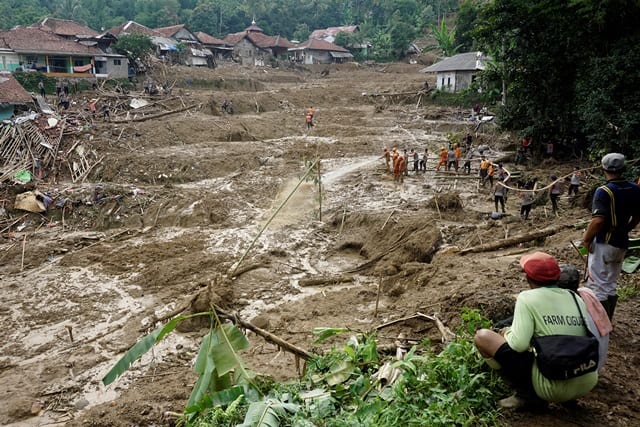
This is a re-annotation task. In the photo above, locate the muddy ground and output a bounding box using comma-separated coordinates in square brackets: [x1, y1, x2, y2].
[1, 62, 639, 427]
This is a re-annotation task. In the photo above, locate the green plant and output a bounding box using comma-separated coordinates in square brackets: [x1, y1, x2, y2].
[459, 307, 492, 336]
[102, 310, 260, 423]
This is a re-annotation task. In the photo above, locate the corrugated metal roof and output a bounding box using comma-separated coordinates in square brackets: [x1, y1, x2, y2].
[420, 52, 490, 73]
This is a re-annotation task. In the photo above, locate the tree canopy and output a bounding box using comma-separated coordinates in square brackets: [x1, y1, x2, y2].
[474, 0, 640, 160]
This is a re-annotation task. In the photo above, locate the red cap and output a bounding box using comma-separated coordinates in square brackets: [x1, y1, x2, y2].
[519, 252, 561, 282]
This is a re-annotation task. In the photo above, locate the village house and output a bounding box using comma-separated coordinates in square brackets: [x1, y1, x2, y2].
[33, 17, 119, 54]
[107, 20, 179, 63]
[288, 39, 353, 64]
[195, 32, 233, 62]
[420, 51, 490, 93]
[0, 26, 127, 78]
[0, 72, 35, 120]
[155, 24, 213, 67]
[223, 21, 295, 67]
[309, 25, 370, 58]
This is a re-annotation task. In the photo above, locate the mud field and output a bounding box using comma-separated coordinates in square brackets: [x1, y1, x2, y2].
[1, 63, 639, 427]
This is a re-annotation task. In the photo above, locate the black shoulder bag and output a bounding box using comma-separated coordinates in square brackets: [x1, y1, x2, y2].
[531, 291, 599, 380]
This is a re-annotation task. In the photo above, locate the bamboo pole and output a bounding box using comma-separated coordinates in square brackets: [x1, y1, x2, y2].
[230, 159, 319, 277]
[20, 234, 26, 271]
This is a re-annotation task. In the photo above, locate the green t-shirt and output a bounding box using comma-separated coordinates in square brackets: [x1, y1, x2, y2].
[504, 286, 598, 402]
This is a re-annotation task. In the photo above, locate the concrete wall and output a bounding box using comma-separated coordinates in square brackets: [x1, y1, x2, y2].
[436, 70, 475, 93]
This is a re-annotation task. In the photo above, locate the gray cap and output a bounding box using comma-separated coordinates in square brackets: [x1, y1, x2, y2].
[558, 264, 580, 290]
[601, 153, 625, 172]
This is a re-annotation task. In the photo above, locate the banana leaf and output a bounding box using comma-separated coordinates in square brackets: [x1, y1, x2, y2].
[102, 313, 207, 386]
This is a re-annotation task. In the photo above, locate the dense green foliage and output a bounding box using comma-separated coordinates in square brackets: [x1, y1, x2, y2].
[105, 308, 507, 426]
[473, 0, 640, 160]
[113, 33, 153, 66]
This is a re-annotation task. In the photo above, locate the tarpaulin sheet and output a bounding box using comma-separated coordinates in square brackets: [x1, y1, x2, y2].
[73, 64, 93, 73]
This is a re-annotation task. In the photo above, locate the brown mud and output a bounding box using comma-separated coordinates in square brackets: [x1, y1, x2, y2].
[1, 62, 638, 427]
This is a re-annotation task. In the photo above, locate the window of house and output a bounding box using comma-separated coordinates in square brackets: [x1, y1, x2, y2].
[447, 77, 451, 86]
[114, 59, 121, 65]
[74, 59, 84, 66]
[441, 77, 445, 86]
[1, 56, 5, 70]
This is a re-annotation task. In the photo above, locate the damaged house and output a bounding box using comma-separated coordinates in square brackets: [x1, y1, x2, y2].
[0, 72, 35, 120]
[195, 32, 233, 62]
[224, 21, 295, 66]
[155, 24, 214, 67]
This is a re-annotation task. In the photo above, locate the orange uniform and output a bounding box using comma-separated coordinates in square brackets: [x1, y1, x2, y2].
[394, 155, 405, 182]
[436, 148, 447, 171]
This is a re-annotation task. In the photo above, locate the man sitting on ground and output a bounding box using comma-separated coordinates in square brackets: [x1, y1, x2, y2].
[474, 252, 598, 410]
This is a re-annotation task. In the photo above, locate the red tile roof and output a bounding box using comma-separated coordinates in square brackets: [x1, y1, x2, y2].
[0, 73, 34, 104]
[224, 31, 294, 49]
[195, 32, 228, 46]
[155, 24, 185, 38]
[107, 21, 163, 38]
[295, 38, 350, 52]
[32, 18, 99, 37]
[0, 27, 102, 55]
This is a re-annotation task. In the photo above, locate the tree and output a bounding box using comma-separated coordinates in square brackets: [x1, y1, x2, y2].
[113, 33, 153, 69]
[476, 0, 640, 159]
[454, 0, 480, 52]
[428, 19, 463, 57]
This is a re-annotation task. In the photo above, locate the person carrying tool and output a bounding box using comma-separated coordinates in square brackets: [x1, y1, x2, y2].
[582, 153, 640, 320]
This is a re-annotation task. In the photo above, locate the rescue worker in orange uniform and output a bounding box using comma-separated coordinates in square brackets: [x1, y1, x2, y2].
[454, 143, 462, 172]
[391, 147, 399, 171]
[479, 157, 491, 186]
[394, 153, 406, 183]
[436, 147, 447, 171]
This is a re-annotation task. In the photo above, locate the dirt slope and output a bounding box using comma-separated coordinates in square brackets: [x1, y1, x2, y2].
[0, 62, 638, 427]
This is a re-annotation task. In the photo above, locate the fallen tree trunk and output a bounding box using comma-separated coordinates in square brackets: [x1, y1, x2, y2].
[111, 103, 200, 123]
[460, 223, 570, 255]
[214, 305, 314, 360]
[298, 275, 353, 287]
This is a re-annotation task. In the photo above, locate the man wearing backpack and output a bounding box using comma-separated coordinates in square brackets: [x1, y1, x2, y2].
[582, 153, 640, 320]
[474, 252, 598, 410]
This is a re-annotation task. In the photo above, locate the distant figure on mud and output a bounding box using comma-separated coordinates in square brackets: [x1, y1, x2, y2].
[419, 148, 428, 172]
[305, 113, 313, 129]
[307, 106, 314, 120]
[221, 99, 234, 114]
[381, 146, 391, 172]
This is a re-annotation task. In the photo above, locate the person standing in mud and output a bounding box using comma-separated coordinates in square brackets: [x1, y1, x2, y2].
[305, 112, 313, 129]
[38, 81, 46, 98]
[568, 166, 581, 196]
[479, 156, 490, 186]
[493, 177, 507, 213]
[381, 146, 391, 172]
[436, 147, 447, 171]
[463, 150, 473, 174]
[419, 148, 428, 172]
[454, 143, 462, 171]
[393, 153, 405, 183]
[582, 153, 640, 320]
[412, 149, 419, 173]
[548, 175, 562, 216]
[446, 146, 456, 171]
[519, 184, 534, 220]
